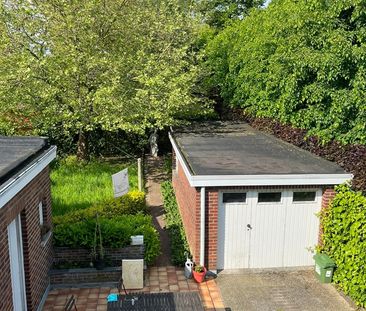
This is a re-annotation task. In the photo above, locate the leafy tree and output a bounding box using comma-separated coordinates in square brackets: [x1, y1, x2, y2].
[0, 0, 211, 159]
[205, 0, 366, 145]
[196, 0, 264, 29]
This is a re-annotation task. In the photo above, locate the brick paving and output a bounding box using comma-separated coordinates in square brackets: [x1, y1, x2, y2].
[216, 270, 355, 311]
[43, 265, 225, 310]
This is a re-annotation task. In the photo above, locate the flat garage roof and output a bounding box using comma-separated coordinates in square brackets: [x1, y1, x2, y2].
[0, 136, 48, 185]
[171, 122, 346, 176]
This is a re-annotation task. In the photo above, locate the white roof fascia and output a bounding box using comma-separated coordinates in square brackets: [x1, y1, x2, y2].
[169, 132, 353, 188]
[190, 174, 353, 187]
[0, 146, 57, 209]
[169, 132, 195, 184]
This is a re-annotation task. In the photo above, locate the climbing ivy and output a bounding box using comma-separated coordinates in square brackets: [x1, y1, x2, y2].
[321, 184, 366, 307]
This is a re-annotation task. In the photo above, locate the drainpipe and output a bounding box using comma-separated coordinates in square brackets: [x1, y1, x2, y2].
[200, 187, 205, 266]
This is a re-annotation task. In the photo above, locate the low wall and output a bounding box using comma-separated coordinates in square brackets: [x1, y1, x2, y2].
[50, 267, 121, 287]
[54, 245, 144, 267]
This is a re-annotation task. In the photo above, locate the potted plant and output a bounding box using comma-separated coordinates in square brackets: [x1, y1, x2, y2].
[91, 213, 105, 270]
[192, 264, 206, 283]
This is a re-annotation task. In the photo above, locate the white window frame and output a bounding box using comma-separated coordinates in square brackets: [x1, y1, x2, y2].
[257, 190, 284, 205]
[291, 189, 320, 204]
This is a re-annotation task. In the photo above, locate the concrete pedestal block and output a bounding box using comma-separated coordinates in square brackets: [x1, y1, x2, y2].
[122, 259, 144, 289]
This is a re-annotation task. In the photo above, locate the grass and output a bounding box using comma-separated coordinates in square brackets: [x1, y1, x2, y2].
[51, 156, 138, 216]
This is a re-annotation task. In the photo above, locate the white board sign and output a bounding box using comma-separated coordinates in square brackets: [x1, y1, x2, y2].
[112, 168, 129, 198]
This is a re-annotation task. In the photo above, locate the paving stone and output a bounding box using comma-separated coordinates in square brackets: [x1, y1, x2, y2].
[217, 270, 355, 311]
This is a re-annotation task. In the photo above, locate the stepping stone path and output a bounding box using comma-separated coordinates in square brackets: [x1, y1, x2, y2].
[144, 155, 171, 266]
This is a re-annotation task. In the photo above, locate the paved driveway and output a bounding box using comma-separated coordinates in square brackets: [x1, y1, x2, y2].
[216, 270, 355, 311]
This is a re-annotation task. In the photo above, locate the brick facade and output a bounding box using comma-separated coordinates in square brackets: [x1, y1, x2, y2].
[50, 267, 121, 286]
[172, 157, 200, 264]
[318, 187, 336, 246]
[173, 156, 337, 271]
[205, 189, 218, 270]
[0, 167, 53, 311]
[54, 245, 144, 267]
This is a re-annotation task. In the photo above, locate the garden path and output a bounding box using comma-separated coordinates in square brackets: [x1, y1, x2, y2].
[145, 155, 171, 266]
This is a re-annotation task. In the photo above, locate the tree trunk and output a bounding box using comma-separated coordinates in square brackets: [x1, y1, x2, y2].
[76, 130, 89, 161]
[148, 128, 159, 157]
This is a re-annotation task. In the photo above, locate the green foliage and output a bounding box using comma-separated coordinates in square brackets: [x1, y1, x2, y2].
[53, 214, 160, 265]
[51, 156, 138, 216]
[0, 0, 213, 156]
[205, 0, 366, 144]
[53, 190, 146, 226]
[161, 181, 190, 266]
[196, 0, 264, 29]
[321, 184, 366, 307]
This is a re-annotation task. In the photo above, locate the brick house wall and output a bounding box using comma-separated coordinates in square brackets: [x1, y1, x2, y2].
[205, 188, 218, 270]
[172, 157, 200, 264]
[172, 154, 337, 270]
[0, 167, 53, 311]
[318, 187, 336, 246]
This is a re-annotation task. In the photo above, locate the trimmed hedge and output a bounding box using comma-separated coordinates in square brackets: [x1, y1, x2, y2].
[161, 181, 190, 266]
[53, 191, 160, 265]
[53, 190, 146, 225]
[321, 185, 366, 307]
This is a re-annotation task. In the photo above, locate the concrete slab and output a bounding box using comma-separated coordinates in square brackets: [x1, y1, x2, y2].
[216, 270, 355, 311]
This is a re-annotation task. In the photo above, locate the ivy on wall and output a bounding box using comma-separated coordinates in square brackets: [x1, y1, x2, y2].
[321, 184, 366, 307]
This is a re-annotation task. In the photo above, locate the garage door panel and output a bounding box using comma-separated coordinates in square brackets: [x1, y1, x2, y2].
[218, 193, 252, 269]
[250, 197, 286, 268]
[283, 190, 322, 266]
[218, 189, 322, 270]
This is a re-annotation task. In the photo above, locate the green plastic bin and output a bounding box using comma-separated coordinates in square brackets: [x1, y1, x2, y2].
[313, 253, 336, 283]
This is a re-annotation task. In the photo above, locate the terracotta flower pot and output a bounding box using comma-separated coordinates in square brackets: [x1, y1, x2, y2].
[192, 266, 207, 283]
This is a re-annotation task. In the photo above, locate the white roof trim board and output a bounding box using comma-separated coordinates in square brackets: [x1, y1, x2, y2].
[169, 133, 353, 188]
[0, 146, 57, 208]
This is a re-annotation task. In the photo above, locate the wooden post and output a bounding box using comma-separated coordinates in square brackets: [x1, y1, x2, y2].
[137, 158, 143, 191]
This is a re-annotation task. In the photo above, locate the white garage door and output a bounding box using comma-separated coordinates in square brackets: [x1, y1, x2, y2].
[217, 189, 322, 269]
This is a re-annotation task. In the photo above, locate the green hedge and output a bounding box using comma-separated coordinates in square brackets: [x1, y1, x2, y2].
[205, 0, 366, 145]
[53, 190, 146, 225]
[321, 185, 366, 307]
[53, 191, 160, 265]
[161, 181, 190, 266]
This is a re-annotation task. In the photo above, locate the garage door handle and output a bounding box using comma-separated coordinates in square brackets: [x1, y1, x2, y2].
[247, 224, 252, 230]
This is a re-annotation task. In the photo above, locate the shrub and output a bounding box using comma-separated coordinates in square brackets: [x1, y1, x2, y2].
[53, 190, 146, 226]
[161, 181, 190, 266]
[53, 214, 160, 265]
[321, 184, 366, 307]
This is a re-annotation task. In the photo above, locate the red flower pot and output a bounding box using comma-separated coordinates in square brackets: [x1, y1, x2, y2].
[192, 267, 207, 283]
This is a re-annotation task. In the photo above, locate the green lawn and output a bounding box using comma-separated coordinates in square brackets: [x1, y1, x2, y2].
[51, 156, 138, 216]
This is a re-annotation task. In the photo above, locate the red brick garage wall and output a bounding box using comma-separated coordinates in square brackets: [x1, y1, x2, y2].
[318, 187, 336, 246]
[172, 158, 200, 263]
[205, 189, 218, 270]
[0, 167, 53, 311]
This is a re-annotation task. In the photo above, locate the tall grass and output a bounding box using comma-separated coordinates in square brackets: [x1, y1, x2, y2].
[51, 156, 138, 216]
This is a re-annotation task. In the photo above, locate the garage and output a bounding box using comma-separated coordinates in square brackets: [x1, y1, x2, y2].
[217, 189, 322, 269]
[170, 121, 352, 271]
